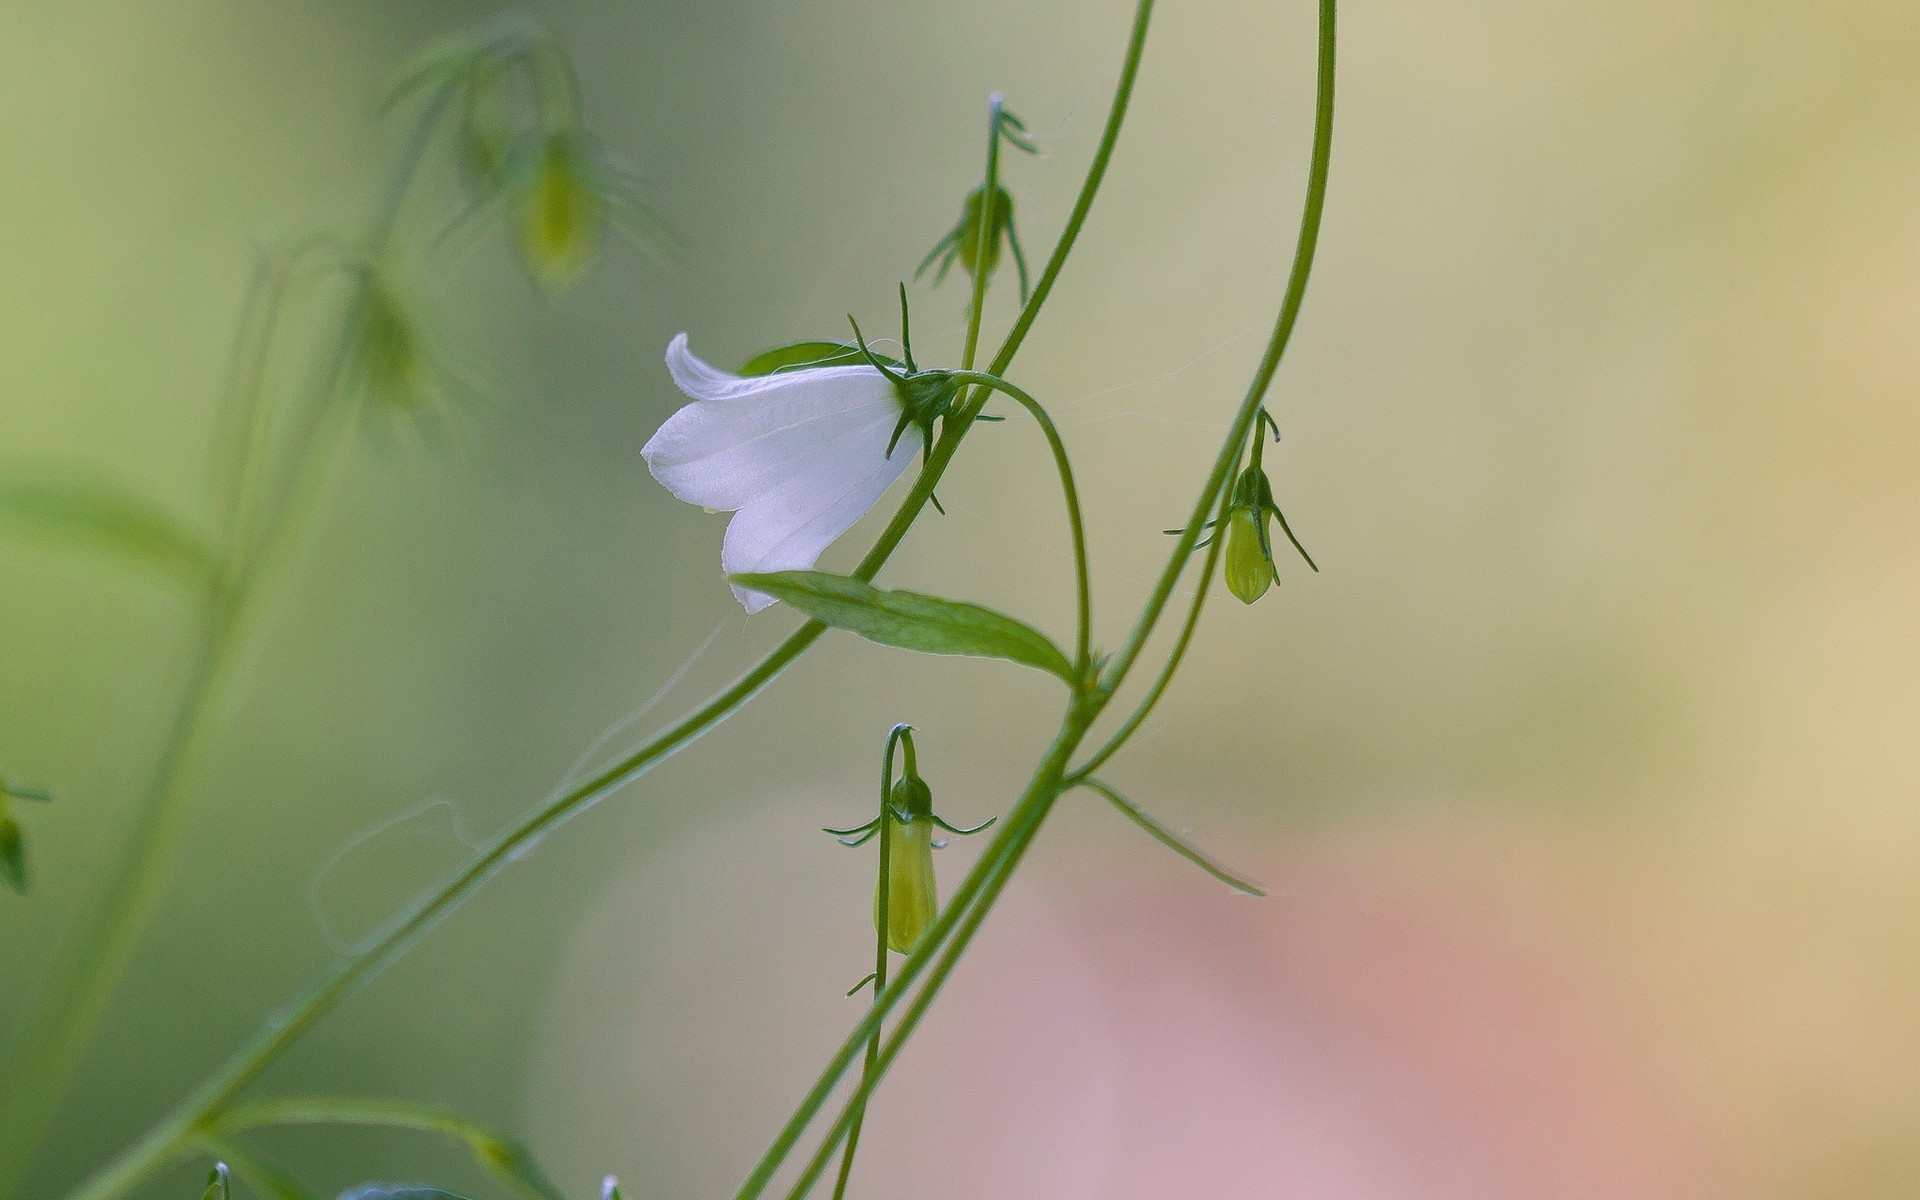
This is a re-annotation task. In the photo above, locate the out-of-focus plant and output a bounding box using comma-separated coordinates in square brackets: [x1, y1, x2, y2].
[2, 0, 1343, 1197]
[0, 14, 664, 1200]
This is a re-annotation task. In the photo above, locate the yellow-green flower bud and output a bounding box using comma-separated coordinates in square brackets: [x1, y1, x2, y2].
[519, 131, 602, 293]
[957, 184, 1014, 281]
[875, 776, 937, 954]
[1223, 504, 1275, 604]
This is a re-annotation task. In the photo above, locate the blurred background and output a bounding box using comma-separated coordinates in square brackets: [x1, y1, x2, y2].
[3, 0, 1918, 1197]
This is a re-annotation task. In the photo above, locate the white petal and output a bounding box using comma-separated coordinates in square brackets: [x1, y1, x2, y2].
[643, 334, 903, 511]
[723, 419, 923, 613]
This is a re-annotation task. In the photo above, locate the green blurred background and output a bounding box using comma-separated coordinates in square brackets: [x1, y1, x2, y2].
[4, 0, 1919, 1197]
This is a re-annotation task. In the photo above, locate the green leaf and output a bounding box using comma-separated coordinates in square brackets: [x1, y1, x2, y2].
[469, 1136, 567, 1200]
[738, 341, 905, 377]
[1, 816, 25, 894]
[202, 1164, 231, 1200]
[730, 571, 1074, 682]
[0, 469, 217, 583]
[1077, 778, 1266, 896]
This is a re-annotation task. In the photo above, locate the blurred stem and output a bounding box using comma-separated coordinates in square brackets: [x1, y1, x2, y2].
[943, 371, 1091, 673]
[52, 0, 1151, 1191]
[0, 89, 453, 1200]
[960, 92, 1004, 373]
[828, 728, 905, 1200]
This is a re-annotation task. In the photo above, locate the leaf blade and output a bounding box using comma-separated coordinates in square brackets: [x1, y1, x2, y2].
[737, 341, 905, 377]
[0, 469, 217, 583]
[731, 570, 1073, 682]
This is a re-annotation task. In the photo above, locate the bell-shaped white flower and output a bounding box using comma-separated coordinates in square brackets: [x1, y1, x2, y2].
[643, 334, 923, 613]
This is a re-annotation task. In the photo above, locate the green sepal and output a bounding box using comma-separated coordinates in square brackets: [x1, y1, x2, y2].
[729, 570, 1074, 683]
[738, 341, 906, 378]
[0, 469, 219, 585]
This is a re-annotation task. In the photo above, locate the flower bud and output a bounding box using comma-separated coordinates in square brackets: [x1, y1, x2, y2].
[1, 811, 24, 894]
[1222, 504, 1275, 604]
[519, 130, 602, 293]
[348, 270, 443, 421]
[875, 775, 937, 954]
[957, 184, 1014, 281]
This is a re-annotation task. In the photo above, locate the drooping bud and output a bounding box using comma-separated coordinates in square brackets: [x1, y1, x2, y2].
[917, 183, 1030, 301]
[347, 269, 442, 420]
[1223, 503, 1275, 605]
[518, 130, 603, 293]
[875, 775, 937, 954]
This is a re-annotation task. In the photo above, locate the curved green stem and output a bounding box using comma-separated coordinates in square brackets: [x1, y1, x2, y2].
[742, 3, 1335, 1193]
[51, 1, 1153, 1190]
[829, 727, 907, 1200]
[1069, 472, 1232, 781]
[0, 89, 453, 1200]
[1098, 0, 1336, 701]
[945, 371, 1091, 673]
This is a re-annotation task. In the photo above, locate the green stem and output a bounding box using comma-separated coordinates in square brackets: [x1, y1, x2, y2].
[1069, 472, 1232, 781]
[960, 93, 1004, 373]
[50, 0, 1151, 1184]
[1098, 0, 1337, 703]
[829, 727, 906, 1200]
[945, 372, 1091, 672]
[744, 3, 1336, 1192]
[0, 89, 453, 1200]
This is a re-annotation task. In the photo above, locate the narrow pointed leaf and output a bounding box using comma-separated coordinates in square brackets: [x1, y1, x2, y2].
[1078, 779, 1266, 896]
[730, 570, 1073, 682]
[0, 469, 217, 582]
[738, 342, 905, 377]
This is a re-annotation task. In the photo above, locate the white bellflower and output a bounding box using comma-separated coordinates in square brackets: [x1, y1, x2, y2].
[643, 334, 925, 613]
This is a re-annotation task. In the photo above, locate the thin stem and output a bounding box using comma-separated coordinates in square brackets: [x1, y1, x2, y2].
[51, 0, 1152, 1184]
[1069, 473, 1232, 781]
[829, 728, 905, 1200]
[780, 728, 1073, 1200]
[960, 93, 1004, 373]
[739, 709, 1085, 1200]
[1099, 0, 1336, 702]
[745, 3, 1335, 1192]
[0, 90, 455, 1200]
[944, 371, 1092, 673]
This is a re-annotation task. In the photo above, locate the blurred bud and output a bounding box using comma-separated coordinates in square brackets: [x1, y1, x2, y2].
[1, 811, 24, 894]
[518, 130, 604, 294]
[1223, 501, 1275, 605]
[917, 183, 1030, 301]
[877, 774, 938, 955]
[202, 1163, 231, 1200]
[346, 267, 452, 426]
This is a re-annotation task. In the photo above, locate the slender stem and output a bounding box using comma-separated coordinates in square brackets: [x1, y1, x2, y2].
[745, 4, 1336, 1193]
[960, 93, 1004, 373]
[944, 371, 1092, 673]
[829, 729, 905, 1200]
[780, 750, 1067, 1200]
[51, 0, 1152, 1186]
[0, 90, 451, 1200]
[0, 405, 348, 1199]
[1099, 0, 1337, 701]
[1069, 473, 1232, 781]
